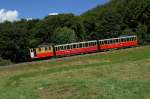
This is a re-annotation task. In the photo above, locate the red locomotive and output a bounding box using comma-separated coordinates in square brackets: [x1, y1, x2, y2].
[29, 35, 138, 59]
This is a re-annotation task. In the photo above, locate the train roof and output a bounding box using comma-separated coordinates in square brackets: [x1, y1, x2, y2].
[99, 35, 137, 41]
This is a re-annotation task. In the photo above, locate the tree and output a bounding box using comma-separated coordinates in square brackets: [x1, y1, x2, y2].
[51, 27, 77, 44]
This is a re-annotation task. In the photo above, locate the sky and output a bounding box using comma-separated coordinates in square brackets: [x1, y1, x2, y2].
[0, 0, 108, 22]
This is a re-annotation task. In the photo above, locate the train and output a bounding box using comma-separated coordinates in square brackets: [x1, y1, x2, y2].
[29, 35, 138, 59]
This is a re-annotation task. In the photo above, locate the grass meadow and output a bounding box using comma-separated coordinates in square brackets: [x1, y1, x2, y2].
[0, 46, 150, 99]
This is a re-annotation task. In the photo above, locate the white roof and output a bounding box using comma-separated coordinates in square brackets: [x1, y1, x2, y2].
[55, 40, 97, 47]
[99, 35, 136, 41]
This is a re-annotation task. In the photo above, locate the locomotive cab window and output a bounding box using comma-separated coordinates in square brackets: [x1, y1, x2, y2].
[30, 49, 33, 52]
[85, 43, 88, 47]
[45, 47, 48, 51]
[38, 48, 41, 52]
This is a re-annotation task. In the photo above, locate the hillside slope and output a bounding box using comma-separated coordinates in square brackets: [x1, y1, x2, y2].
[82, 0, 150, 43]
[0, 46, 150, 99]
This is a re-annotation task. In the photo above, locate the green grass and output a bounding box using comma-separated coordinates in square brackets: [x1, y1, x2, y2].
[0, 46, 150, 99]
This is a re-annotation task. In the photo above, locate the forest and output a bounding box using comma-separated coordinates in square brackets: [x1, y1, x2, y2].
[0, 0, 150, 63]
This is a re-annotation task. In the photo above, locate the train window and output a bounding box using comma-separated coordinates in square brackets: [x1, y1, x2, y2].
[123, 39, 126, 42]
[84, 43, 87, 47]
[132, 37, 134, 41]
[116, 39, 119, 43]
[125, 38, 127, 42]
[56, 47, 58, 51]
[69, 45, 71, 49]
[134, 37, 137, 41]
[90, 42, 93, 46]
[82, 43, 84, 47]
[113, 39, 116, 44]
[63, 46, 65, 50]
[99, 41, 101, 45]
[119, 39, 121, 43]
[49, 47, 51, 50]
[89, 42, 91, 46]
[61, 46, 63, 50]
[79, 43, 82, 48]
[75, 44, 77, 48]
[103, 40, 106, 44]
[101, 41, 104, 45]
[76, 44, 78, 48]
[129, 38, 132, 41]
[30, 49, 33, 52]
[84, 43, 86, 47]
[94, 42, 96, 45]
[38, 48, 41, 52]
[90, 42, 92, 46]
[109, 40, 112, 44]
[45, 47, 48, 51]
[124, 38, 127, 42]
[119, 39, 121, 42]
[93, 42, 95, 46]
[75, 44, 78, 48]
[91, 42, 93, 46]
[85, 43, 88, 47]
[92, 42, 94, 46]
[107, 40, 109, 44]
[67, 45, 69, 49]
[112, 40, 114, 43]
[73, 44, 75, 48]
[126, 38, 129, 41]
[59, 46, 61, 50]
[59, 46, 62, 50]
[108, 40, 110, 44]
[115, 39, 117, 43]
[102, 41, 104, 45]
[82, 43, 85, 47]
[116, 39, 118, 43]
[94, 42, 97, 46]
[57, 47, 59, 51]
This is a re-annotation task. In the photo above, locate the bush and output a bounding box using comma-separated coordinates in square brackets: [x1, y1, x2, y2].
[51, 27, 77, 44]
[0, 57, 12, 66]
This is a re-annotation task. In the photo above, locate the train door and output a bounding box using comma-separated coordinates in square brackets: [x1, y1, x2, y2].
[30, 49, 36, 58]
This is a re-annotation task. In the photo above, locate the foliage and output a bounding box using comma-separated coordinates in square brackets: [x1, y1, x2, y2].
[82, 0, 150, 40]
[0, 57, 12, 66]
[52, 27, 77, 44]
